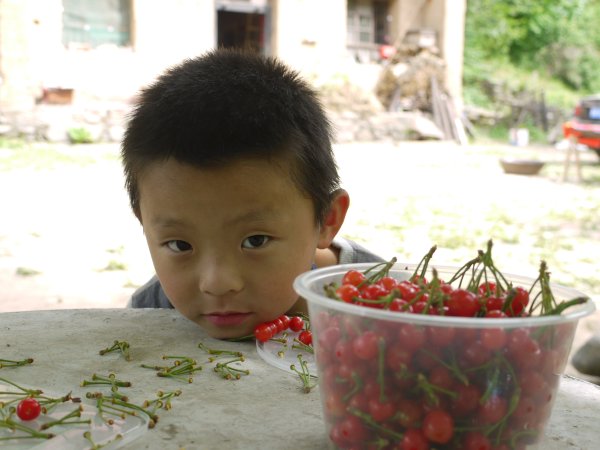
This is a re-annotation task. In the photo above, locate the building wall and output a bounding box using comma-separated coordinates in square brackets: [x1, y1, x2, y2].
[273, 0, 347, 82]
[0, 0, 464, 115]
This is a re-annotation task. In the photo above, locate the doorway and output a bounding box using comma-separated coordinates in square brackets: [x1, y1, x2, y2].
[217, 10, 265, 54]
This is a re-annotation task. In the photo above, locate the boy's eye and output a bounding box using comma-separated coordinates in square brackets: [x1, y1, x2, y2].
[166, 240, 193, 252]
[241, 235, 270, 249]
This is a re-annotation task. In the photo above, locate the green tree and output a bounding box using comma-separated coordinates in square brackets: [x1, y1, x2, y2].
[465, 0, 600, 91]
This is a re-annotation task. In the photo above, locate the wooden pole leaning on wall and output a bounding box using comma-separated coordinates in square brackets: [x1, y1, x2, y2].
[431, 76, 468, 145]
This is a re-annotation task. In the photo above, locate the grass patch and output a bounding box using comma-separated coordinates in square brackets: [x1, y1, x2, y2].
[16, 267, 41, 276]
[100, 260, 128, 271]
[0, 138, 118, 171]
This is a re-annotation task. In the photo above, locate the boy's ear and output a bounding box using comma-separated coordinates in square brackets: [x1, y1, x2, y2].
[317, 189, 350, 249]
[133, 206, 143, 224]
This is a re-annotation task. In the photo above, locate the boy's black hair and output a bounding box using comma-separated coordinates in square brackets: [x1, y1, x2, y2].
[121, 48, 340, 225]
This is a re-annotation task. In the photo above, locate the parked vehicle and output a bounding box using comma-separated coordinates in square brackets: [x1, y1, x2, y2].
[563, 94, 600, 159]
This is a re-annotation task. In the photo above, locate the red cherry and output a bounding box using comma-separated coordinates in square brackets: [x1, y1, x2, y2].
[360, 283, 387, 300]
[336, 284, 360, 303]
[17, 397, 41, 421]
[478, 281, 497, 297]
[401, 428, 429, 450]
[379, 276, 398, 292]
[480, 327, 507, 350]
[254, 323, 273, 343]
[352, 330, 379, 360]
[289, 316, 304, 332]
[478, 395, 507, 424]
[278, 314, 291, 330]
[341, 269, 366, 287]
[422, 409, 454, 444]
[298, 330, 312, 346]
[447, 289, 479, 317]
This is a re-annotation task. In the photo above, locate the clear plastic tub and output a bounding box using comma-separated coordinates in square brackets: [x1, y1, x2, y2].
[0, 381, 149, 449]
[256, 329, 317, 374]
[294, 262, 596, 449]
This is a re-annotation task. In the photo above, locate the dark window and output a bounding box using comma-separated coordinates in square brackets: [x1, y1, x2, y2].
[62, 0, 132, 48]
[347, 0, 390, 45]
[217, 10, 265, 54]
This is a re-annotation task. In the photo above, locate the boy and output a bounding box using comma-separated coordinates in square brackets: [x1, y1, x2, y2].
[121, 49, 383, 339]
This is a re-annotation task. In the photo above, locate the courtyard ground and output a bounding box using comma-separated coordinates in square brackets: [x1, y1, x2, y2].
[0, 139, 599, 382]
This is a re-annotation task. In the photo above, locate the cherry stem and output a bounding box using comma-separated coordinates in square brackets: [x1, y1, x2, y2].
[292, 338, 314, 354]
[0, 376, 42, 396]
[416, 373, 457, 407]
[342, 372, 364, 402]
[40, 406, 91, 430]
[223, 334, 254, 342]
[214, 357, 249, 380]
[83, 430, 123, 449]
[377, 337, 386, 402]
[411, 245, 437, 281]
[360, 257, 398, 287]
[0, 418, 54, 439]
[290, 354, 317, 393]
[0, 358, 34, 368]
[347, 407, 404, 440]
[95, 396, 159, 428]
[143, 389, 182, 412]
[86, 391, 129, 402]
[99, 341, 131, 361]
[81, 373, 131, 391]
[198, 343, 243, 358]
[419, 348, 469, 385]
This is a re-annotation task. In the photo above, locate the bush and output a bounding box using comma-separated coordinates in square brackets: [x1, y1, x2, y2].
[68, 127, 94, 144]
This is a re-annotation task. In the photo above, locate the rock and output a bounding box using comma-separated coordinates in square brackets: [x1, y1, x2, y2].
[0, 123, 13, 135]
[572, 334, 600, 377]
[43, 123, 70, 143]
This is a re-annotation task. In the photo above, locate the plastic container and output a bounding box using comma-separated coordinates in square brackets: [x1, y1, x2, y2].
[0, 381, 149, 449]
[256, 329, 317, 374]
[293, 263, 595, 450]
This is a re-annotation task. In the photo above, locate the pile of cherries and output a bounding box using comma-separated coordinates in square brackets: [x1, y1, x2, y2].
[313, 244, 581, 450]
[254, 315, 312, 347]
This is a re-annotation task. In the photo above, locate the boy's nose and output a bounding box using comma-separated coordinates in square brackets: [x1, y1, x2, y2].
[198, 257, 244, 297]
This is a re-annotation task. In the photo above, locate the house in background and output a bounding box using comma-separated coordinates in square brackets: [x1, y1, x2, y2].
[0, 0, 465, 136]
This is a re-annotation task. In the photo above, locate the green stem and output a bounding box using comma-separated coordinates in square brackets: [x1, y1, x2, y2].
[290, 354, 317, 393]
[99, 341, 131, 361]
[0, 377, 42, 396]
[0, 358, 34, 368]
[377, 337, 386, 402]
[40, 407, 91, 430]
[198, 343, 243, 358]
[411, 246, 437, 282]
[348, 407, 404, 440]
[0, 418, 54, 439]
[214, 357, 250, 380]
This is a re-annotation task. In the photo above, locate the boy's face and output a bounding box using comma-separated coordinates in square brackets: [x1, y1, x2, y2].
[137, 157, 324, 339]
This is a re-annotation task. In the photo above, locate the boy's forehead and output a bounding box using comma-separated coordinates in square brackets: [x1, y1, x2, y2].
[137, 155, 305, 199]
[141, 153, 294, 175]
[136, 156, 317, 227]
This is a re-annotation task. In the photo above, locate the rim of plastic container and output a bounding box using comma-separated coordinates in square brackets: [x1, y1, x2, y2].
[293, 262, 596, 328]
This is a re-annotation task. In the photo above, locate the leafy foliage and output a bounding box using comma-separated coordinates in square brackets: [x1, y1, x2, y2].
[465, 0, 600, 92]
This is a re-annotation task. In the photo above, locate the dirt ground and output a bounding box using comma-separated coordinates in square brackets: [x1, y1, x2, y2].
[1, 140, 599, 381]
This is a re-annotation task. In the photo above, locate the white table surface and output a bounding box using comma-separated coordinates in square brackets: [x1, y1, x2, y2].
[1, 309, 598, 449]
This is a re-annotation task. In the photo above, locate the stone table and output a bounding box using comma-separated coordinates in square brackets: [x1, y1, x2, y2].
[1, 309, 599, 449]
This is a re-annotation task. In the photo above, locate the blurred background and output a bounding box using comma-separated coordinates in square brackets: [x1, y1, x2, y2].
[0, 0, 599, 379]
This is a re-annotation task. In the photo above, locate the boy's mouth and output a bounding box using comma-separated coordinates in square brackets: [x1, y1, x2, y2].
[204, 312, 252, 327]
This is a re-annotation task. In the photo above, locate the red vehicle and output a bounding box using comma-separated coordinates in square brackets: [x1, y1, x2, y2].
[563, 94, 600, 159]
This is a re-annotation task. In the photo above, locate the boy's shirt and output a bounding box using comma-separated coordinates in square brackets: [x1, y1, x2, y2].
[128, 236, 385, 309]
